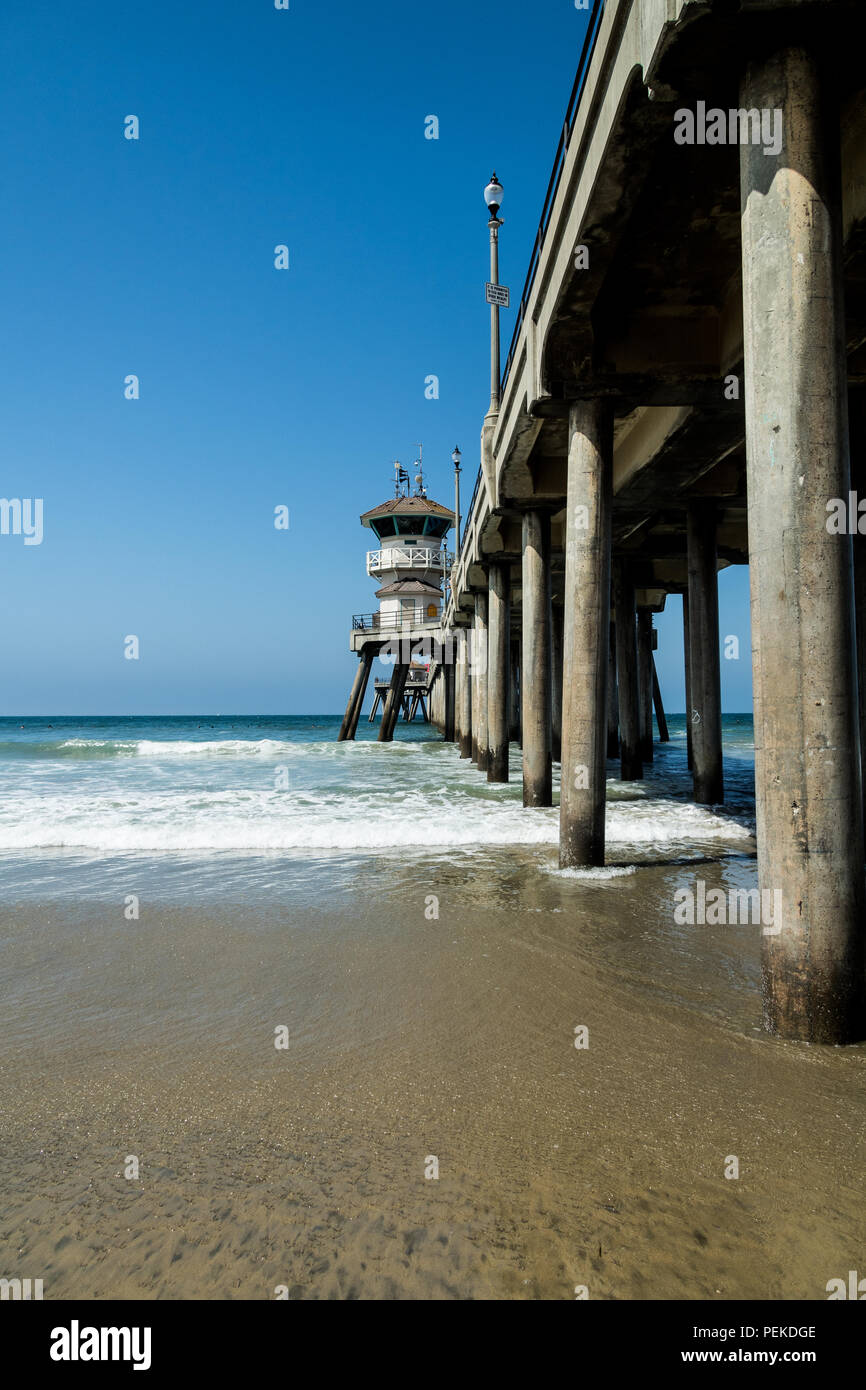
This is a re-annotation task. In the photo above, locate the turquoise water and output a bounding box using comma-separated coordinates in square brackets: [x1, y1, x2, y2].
[0, 713, 756, 898]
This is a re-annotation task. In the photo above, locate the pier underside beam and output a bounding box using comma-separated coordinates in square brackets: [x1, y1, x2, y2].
[741, 45, 865, 1042]
[687, 501, 723, 804]
[560, 399, 612, 867]
[613, 559, 642, 781]
[522, 509, 553, 807]
[487, 562, 510, 783]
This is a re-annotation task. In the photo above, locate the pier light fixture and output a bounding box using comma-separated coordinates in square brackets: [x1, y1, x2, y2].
[484, 174, 504, 220]
[452, 446, 462, 561]
[484, 174, 505, 412]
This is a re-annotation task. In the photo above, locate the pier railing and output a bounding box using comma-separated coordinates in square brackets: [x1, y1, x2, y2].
[352, 611, 442, 633]
[366, 547, 450, 575]
[462, 0, 608, 552]
[500, 0, 607, 391]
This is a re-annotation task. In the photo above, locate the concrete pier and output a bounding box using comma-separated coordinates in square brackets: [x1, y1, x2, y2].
[521, 510, 552, 806]
[414, 1, 866, 1043]
[487, 562, 510, 782]
[637, 607, 654, 763]
[559, 399, 612, 866]
[741, 45, 865, 1042]
[613, 560, 642, 781]
[686, 502, 723, 804]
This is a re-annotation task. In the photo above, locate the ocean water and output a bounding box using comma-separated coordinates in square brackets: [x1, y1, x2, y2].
[0, 713, 756, 901]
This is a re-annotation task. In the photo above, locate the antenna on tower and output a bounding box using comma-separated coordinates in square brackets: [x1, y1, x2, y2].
[413, 443, 426, 498]
[393, 460, 409, 498]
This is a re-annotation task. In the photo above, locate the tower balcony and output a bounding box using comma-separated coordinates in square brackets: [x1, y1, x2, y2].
[366, 546, 450, 576]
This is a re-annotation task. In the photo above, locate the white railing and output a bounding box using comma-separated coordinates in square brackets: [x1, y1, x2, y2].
[366, 547, 450, 574]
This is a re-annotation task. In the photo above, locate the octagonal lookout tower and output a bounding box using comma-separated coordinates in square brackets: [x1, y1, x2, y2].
[338, 461, 455, 742]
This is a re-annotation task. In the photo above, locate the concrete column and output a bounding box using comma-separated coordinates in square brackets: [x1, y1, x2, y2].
[443, 652, 456, 742]
[457, 628, 472, 759]
[522, 511, 553, 806]
[652, 654, 669, 743]
[559, 399, 612, 866]
[487, 562, 510, 782]
[474, 590, 489, 772]
[686, 502, 723, 804]
[852, 393, 866, 834]
[682, 591, 693, 771]
[470, 623, 479, 764]
[607, 621, 619, 758]
[741, 46, 865, 1042]
[509, 640, 521, 744]
[378, 662, 409, 742]
[338, 646, 374, 742]
[637, 607, 654, 763]
[551, 600, 564, 763]
[613, 560, 642, 780]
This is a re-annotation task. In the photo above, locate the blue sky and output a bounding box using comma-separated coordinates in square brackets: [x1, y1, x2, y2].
[0, 0, 752, 714]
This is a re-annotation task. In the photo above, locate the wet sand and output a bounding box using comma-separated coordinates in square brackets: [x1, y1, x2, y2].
[1, 850, 864, 1299]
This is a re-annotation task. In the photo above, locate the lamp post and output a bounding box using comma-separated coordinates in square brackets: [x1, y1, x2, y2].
[452, 445, 462, 561]
[484, 173, 504, 412]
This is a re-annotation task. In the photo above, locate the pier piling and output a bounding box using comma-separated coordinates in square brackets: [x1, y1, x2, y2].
[457, 628, 472, 759]
[613, 560, 642, 781]
[637, 607, 654, 763]
[474, 591, 489, 771]
[338, 647, 374, 742]
[741, 45, 866, 1042]
[487, 562, 510, 782]
[559, 399, 612, 866]
[378, 662, 409, 743]
[521, 510, 553, 806]
[686, 502, 723, 804]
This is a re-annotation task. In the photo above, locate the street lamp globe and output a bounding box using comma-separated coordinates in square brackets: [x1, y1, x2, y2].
[452, 446, 462, 470]
[484, 174, 504, 219]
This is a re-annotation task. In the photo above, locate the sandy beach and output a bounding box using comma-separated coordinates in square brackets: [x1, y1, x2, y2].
[2, 841, 864, 1301]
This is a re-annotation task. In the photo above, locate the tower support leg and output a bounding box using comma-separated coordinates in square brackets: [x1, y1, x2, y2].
[379, 663, 410, 743]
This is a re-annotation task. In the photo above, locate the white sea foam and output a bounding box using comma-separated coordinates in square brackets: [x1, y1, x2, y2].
[549, 865, 639, 880]
[135, 739, 296, 757]
[0, 788, 754, 853]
